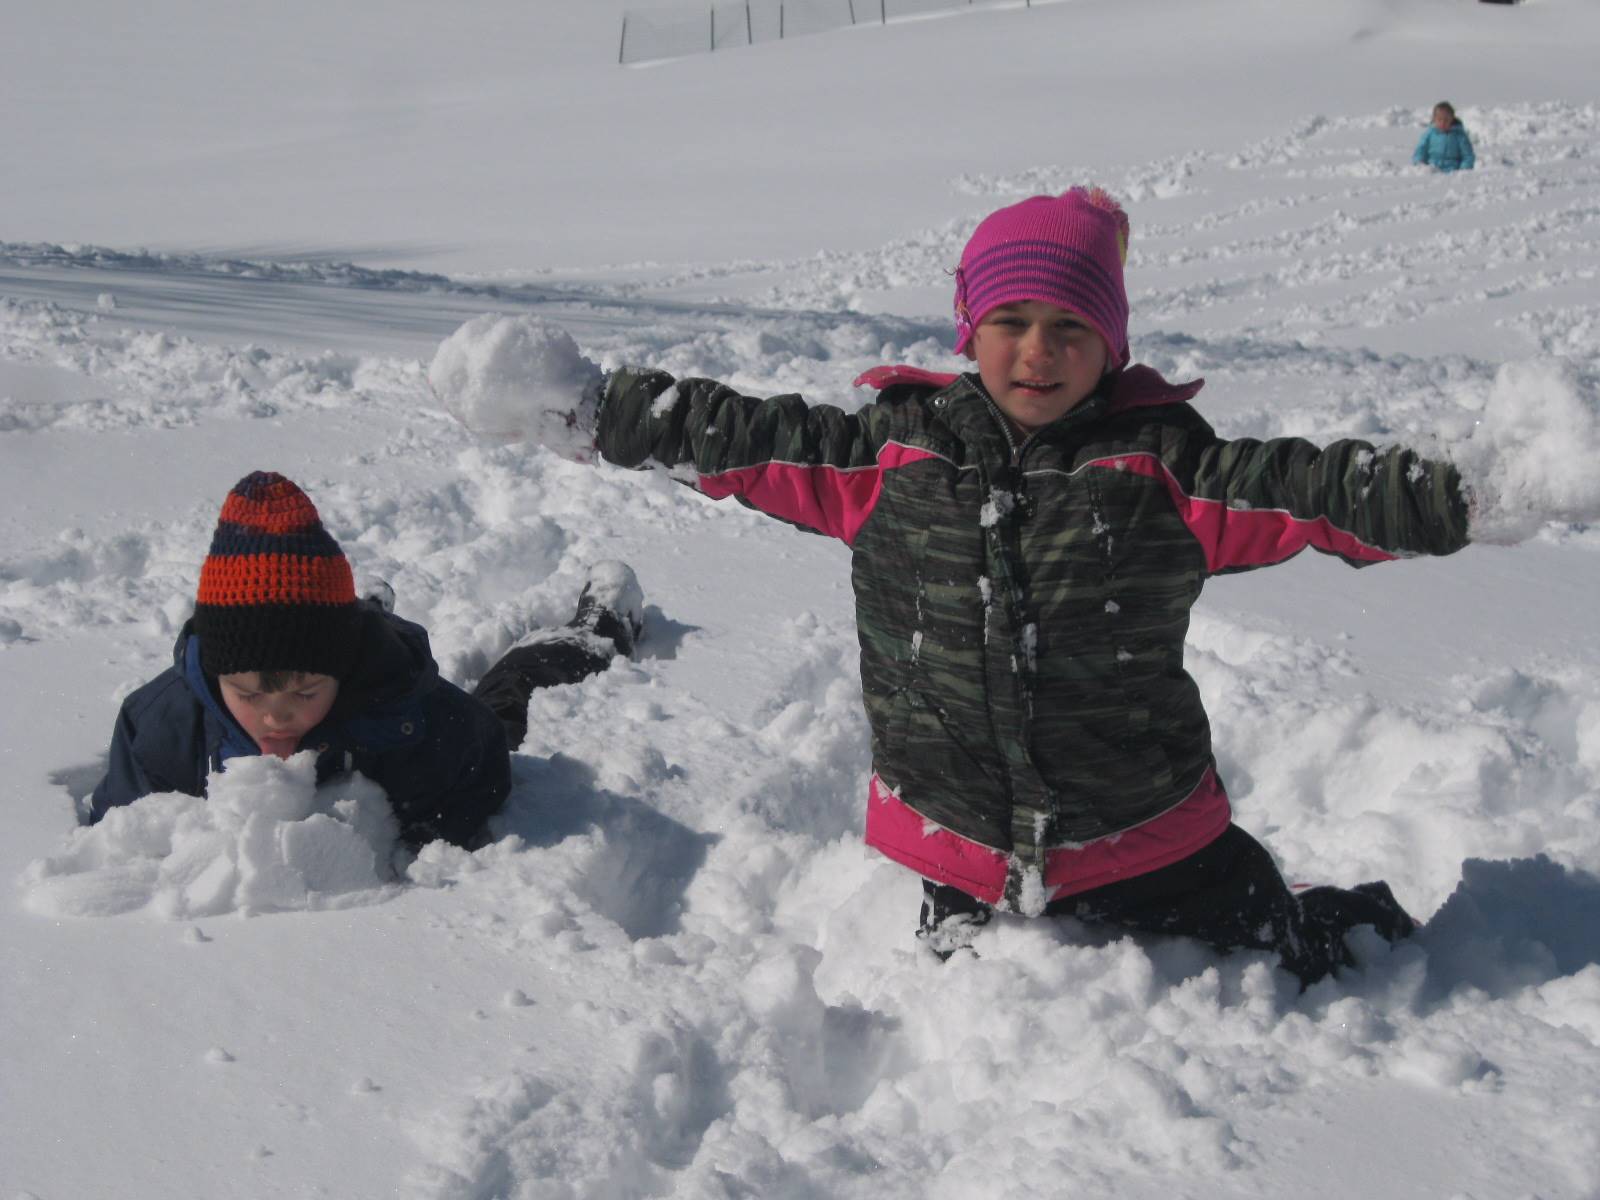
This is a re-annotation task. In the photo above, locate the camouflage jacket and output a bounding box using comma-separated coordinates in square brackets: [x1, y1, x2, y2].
[596, 364, 1470, 904]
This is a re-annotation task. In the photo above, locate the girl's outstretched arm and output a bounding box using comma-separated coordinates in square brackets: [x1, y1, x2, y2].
[1164, 433, 1470, 574]
[596, 368, 901, 545]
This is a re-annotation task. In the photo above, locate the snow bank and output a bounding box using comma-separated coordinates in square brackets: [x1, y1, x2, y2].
[21, 753, 401, 919]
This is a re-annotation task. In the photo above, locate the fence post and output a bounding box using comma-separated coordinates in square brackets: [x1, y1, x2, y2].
[746, 0, 753, 42]
[711, 6, 715, 50]
[848, 0, 856, 22]
[780, 2, 785, 37]
[618, 15, 627, 63]
[881, 0, 887, 24]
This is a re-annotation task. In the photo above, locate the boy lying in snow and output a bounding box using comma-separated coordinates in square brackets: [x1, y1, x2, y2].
[89, 471, 644, 851]
[432, 188, 1598, 985]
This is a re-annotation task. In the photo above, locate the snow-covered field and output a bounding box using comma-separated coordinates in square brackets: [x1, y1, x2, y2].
[5, 0, 1600, 1196]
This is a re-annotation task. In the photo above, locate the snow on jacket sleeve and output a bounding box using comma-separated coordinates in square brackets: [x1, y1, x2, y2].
[595, 368, 900, 545]
[1158, 431, 1471, 574]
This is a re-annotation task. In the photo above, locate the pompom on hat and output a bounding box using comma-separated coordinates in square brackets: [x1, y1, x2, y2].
[953, 186, 1132, 366]
[193, 472, 360, 679]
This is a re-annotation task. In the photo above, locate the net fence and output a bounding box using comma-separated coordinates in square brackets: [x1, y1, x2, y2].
[620, 0, 1061, 64]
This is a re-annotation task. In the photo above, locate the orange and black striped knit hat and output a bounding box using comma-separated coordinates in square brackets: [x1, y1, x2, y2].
[194, 472, 360, 679]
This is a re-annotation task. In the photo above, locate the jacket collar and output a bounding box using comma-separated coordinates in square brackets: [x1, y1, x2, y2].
[174, 605, 440, 763]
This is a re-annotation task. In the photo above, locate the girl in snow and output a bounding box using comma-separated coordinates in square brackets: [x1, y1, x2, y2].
[451, 187, 1564, 985]
[1413, 101, 1475, 172]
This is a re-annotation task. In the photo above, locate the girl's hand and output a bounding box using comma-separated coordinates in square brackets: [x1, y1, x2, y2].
[1452, 360, 1600, 544]
[428, 314, 603, 462]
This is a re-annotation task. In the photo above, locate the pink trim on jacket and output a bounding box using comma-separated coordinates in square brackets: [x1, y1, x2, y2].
[695, 441, 948, 546]
[864, 769, 1232, 906]
[1089, 453, 1398, 572]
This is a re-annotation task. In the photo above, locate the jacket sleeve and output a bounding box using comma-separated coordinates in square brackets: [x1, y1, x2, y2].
[1161, 431, 1471, 574]
[86, 689, 188, 823]
[1459, 130, 1475, 170]
[595, 368, 899, 545]
[393, 699, 511, 851]
[1413, 129, 1432, 165]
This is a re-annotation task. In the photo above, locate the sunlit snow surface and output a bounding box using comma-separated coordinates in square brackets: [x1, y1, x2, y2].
[5, 2, 1600, 1196]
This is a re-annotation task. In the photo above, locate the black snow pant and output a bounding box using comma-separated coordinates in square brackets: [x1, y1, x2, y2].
[920, 824, 1417, 987]
[470, 634, 615, 749]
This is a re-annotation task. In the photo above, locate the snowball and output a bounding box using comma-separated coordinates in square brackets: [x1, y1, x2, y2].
[1450, 360, 1600, 543]
[427, 314, 602, 455]
[21, 752, 401, 919]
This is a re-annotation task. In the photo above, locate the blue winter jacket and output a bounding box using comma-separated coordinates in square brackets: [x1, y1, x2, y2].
[1413, 122, 1475, 172]
[87, 605, 511, 850]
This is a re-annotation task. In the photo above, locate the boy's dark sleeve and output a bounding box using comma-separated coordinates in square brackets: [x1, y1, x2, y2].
[1169, 426, 1471, 573]
[86, 678, 194, 824]
[394, 698, 511, 851]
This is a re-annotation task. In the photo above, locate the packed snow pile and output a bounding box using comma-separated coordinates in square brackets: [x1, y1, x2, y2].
[427, 313, 601, 445]
[22, 753, 401, 919]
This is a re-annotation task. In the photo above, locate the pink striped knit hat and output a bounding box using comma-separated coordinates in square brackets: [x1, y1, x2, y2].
[953, 187, 1132, 365]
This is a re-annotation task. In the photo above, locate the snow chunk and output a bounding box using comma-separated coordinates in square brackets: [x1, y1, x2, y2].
[22, 753, 400, 919]
[1450, 359, 1600, 543]
[650, 382, 683, 418]
[979, 488, 1015, 527]
[427, 314, 601, 451]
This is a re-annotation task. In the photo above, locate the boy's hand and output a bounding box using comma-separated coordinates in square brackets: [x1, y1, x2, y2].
[428, 314, 603, 461]
[1452, 360, 1600, 544]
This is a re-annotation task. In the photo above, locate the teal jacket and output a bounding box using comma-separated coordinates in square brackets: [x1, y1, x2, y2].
[1413, 122, 1475, 172]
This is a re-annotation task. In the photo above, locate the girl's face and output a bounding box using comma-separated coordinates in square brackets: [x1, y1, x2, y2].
[219, 672, 340, 758]
[1432, 107, 1454, 131]
[965, 300, 1110, 437]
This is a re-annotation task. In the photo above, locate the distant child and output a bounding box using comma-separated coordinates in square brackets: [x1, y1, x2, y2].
[491, 188, 1539, 986]
[1413, 101, 1475, 172]
[89, 472, 644, 851]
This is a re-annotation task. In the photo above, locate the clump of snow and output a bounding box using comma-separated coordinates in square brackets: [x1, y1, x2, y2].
[1448, 360, 1600, 543]
[21, 753, 401, 919]
[427, 314, 601, 452]
[978, 488, 1014, 527]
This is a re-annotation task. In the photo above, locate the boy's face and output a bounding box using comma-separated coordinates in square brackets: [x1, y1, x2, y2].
[965, 300, 1110, 437]
[1432, 108, 1453, 131]
[218, 672, 340, 759]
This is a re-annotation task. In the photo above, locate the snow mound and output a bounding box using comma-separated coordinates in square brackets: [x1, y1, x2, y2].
[21, 753, 401, 919]
[427, 314, 601, 448]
